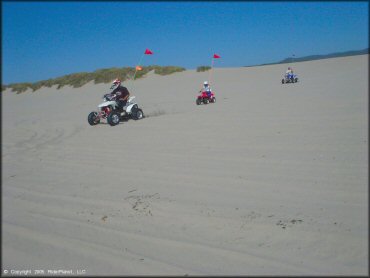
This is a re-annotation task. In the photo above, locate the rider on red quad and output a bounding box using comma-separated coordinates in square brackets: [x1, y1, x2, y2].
[109, 79, 130, 110]
[200, 81, 212, 98]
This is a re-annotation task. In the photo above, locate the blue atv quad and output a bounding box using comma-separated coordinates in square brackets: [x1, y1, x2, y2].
[282, 73, 298, 84]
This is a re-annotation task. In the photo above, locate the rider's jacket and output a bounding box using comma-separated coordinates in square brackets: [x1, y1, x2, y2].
[112, 85, 130, 100]
[203, 85, 212, 92]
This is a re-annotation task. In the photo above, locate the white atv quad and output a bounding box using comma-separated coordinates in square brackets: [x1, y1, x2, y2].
[88, 94, 144, 126]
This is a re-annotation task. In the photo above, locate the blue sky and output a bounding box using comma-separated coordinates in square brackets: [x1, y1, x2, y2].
[2, 1, 369, 84]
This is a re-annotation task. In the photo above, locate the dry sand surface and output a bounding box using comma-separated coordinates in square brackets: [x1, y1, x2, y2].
[2, 55, 368, 275]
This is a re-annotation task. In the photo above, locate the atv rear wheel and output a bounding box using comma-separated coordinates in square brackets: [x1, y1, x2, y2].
[210, 97, 216, 103]
[203, 98, 209, 104]
[196, 98, 202, 105]
[107, 111, 120, 126]
[132, 108, 144, 120]
[88, 112, 100, 125]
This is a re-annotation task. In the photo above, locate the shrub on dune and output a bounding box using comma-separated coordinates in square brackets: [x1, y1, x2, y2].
[196, 66, 211, 72]
[4, 65, 187, 93]
[153, 66, 186, 75]
[8, 83, 33, 94]
[93, 67, 135, 84]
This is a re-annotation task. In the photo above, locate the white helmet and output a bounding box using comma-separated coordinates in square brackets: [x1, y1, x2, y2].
[110, 78, 121, 90]
[203, 81, 209, 86]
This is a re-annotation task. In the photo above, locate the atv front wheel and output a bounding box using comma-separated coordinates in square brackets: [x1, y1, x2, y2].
[282, 79, 285, 84]
[107, 111, 120, 126]
[132, 108, 144, 120]
[196, 98, 202, 105]
[88, 112, 100, 125]
[203, 98, 209, 104]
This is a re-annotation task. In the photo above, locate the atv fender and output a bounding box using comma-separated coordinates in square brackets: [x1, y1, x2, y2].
[125, 103, 138, 114]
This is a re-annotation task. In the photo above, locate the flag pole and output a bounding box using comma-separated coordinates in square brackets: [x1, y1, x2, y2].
[209, 57, 215, 85]
[132, 53, 144, 81]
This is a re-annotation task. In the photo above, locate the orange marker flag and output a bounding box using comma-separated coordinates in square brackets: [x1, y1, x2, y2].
[136, 66, 143, 71]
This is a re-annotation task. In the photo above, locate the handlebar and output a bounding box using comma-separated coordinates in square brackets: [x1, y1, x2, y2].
[103, 94, 117, 100]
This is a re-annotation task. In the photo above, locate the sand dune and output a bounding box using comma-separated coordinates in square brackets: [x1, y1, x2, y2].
[2, 55, 368, 275]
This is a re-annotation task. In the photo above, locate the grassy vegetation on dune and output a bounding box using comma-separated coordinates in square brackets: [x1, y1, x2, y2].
[92, 67, 134, 84]
[2, 65, 186, 94]
[5, 83, 35, 94]
[196, 66, 211, 72]
[152, 66, 186, 75]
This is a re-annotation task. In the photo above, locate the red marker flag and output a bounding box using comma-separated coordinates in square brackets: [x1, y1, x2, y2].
[144, 48, 153, 55]
[213, 54, 221, 58]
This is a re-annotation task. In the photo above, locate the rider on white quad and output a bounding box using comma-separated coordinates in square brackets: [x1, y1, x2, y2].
[110, 79, 130, 110]
[88, 79, 144, 126]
